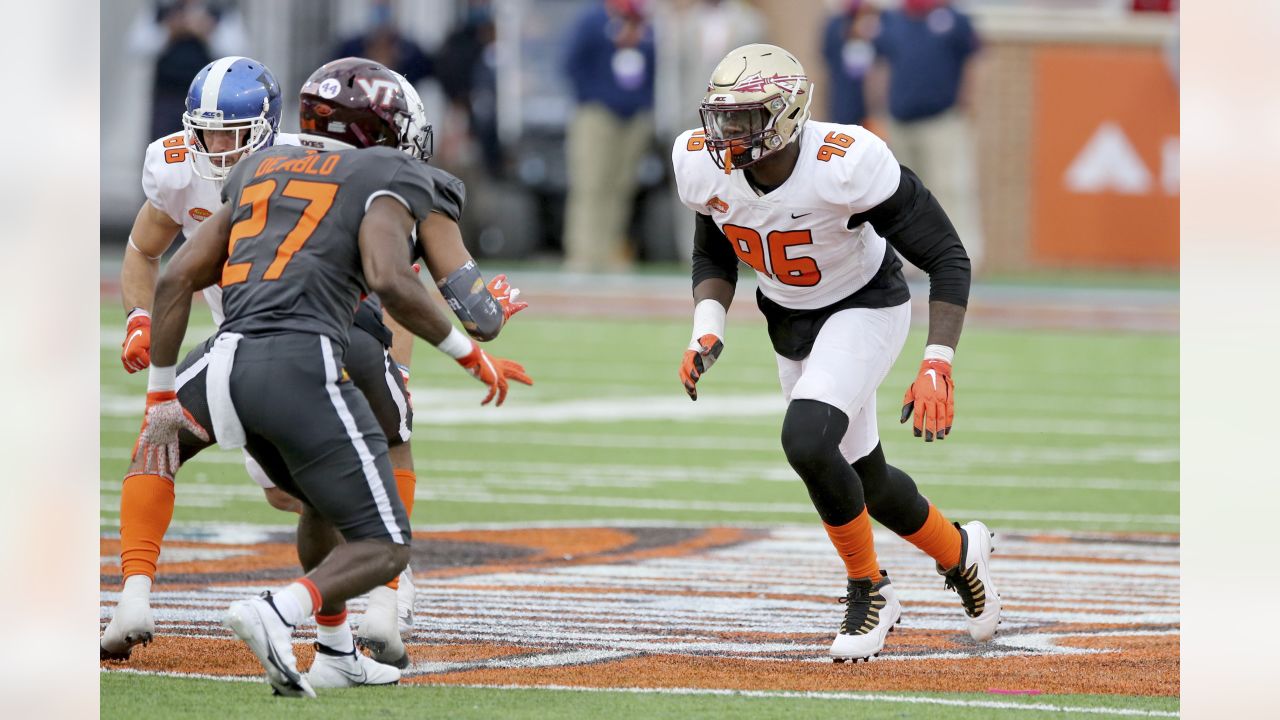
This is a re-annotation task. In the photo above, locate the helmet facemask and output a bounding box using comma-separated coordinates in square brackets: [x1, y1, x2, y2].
[182, 97, 275, 182]
[699, 99, 785, 172]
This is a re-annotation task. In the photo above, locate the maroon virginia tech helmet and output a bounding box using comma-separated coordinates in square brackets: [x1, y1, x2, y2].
[298, 57, 410, 152]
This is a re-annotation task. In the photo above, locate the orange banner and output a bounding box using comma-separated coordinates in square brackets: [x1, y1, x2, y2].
[1031, 45, 1179, 268]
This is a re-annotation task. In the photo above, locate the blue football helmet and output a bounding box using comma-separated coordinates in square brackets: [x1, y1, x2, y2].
[182, 56, 282, 181]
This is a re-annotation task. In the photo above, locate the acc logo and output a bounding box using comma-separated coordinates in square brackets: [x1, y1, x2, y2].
[317, 78, 341, 99]
[356, 77, 399, 106]
[705, 196, 729, 214]
[189, 207, 212, 222]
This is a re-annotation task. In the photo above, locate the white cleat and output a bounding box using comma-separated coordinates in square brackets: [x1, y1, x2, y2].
[396, 565, 415, 639]
[830, 572, 901, 663]
[939, 520, 1002, 642]
[100, 593, 155, 661]
[224, 593, 315, 698]
[307, 642, 402, 688]
[356, 585, 408, 669]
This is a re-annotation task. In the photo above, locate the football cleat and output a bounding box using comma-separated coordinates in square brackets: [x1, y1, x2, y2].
[224, 593, 315, 698]
[830, 571, 901, 663]
[99, 593, 155, 661]
[355, 586, 408, 669]
[939, 520, 1002, 642]
[396, 566, 416, 639]
[306, 642, 401, 688]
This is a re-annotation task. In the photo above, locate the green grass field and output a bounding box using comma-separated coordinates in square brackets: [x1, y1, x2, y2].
[99, 298, 1179, 718]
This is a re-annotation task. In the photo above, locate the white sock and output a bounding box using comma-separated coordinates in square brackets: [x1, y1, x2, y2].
[271, 582, 316, 626]
[121, 575, 152, 604]
[316, 619, 354, 654]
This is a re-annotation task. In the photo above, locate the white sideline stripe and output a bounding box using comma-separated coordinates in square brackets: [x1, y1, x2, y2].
[199, 56, 244, 110]
[417, 684, 1181, 717]
[320, 335, 403, 544]
[101, 668, 258, 683]
[95, 670, 1179, 716]
[382, 349, 412, 442]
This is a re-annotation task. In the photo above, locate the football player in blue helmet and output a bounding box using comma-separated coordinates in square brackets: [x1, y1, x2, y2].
[182, 56, 283, 181]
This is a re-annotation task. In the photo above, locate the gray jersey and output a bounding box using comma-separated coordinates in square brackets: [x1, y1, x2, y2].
[217, 145, 465, 348]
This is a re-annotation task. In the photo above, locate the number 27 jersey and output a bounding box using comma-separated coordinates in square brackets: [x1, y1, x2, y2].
[672, 120, 902, 311]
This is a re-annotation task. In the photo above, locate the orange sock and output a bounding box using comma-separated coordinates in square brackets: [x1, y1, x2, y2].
[393, 469, 416, 519]
[384, 469, 416, 591]
[903, 504, 963, 569]
[823, 509, 881, 580]
[119, 474, 176, 580]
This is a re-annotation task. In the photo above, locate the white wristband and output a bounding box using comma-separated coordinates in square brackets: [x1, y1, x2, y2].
[126, 307, 150, 323]
[689, 299, 727, 349]
[435, 325, 474, 360]
[148, 364, 176, 393]
[924, 344, 955, 364]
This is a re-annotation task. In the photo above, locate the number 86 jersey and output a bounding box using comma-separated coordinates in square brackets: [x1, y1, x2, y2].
[672, 120, 902, 311]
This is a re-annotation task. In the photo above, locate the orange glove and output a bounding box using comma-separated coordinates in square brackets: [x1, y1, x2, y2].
[900, 359, 954, 442]
[457, 342, 533, 406]
[129, 390, 209, 480]
[679, 334, 723, 401]
[121, 309, 152, 373]
[487, 274, 529, 324]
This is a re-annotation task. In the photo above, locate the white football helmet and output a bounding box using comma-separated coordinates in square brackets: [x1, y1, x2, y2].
[699, 44, 814, 172]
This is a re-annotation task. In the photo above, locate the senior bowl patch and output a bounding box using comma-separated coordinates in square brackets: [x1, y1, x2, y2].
[188, 207, 212, 222]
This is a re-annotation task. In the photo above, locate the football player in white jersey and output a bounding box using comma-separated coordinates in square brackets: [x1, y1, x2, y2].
[673, 44, 1001, 663]
[103, 58, 442, 670]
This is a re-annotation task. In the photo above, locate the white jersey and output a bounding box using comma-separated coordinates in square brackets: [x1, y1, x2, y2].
[672, 120, 901, 310]
[141, 131, 300, 325]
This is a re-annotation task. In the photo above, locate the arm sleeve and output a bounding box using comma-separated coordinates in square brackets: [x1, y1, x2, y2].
[850, 165, 971, 307]
[691, 212, 738, 291]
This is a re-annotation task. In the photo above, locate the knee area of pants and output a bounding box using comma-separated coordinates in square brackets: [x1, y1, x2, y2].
[781, 403, 846, 465]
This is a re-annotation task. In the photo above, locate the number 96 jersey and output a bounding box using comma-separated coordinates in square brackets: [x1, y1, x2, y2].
[672, 120, 901, 311]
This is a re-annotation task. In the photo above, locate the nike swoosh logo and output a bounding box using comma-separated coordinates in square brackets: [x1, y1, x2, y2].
[924, 368, 938, 390]
[125, 329, 144, 348]
[329, 662, 367, 683]
[790, 212, 811, 219]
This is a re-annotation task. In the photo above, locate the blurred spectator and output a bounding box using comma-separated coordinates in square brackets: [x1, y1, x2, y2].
[654, 0, 764, 137]
[331, 0, 432, 85]
[436, 0, 501, 175]
[655, 0, 764, 262]
[562, 0, 656, 272]
[821, 0, 879, 127]
[127, 0, 248, 142]
[871, 0, 984, 269]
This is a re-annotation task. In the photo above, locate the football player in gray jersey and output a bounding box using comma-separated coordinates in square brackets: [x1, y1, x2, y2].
[117, 58, 532, 697]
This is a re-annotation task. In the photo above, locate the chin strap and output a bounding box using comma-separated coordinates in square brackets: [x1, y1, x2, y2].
[723, 147, 734, 175]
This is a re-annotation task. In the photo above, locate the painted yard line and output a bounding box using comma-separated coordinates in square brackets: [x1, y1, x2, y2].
[99, 458, 1177, 499]
[97, 391, 1176, 437]
[410, 487, 1178, 525]
[426, 683, 1180, 717]
[105, 517, 1178, 541]
[98, 421, 1180, 466]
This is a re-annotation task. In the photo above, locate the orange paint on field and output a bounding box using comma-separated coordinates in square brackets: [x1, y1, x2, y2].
[101, 526, 1179, 698]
